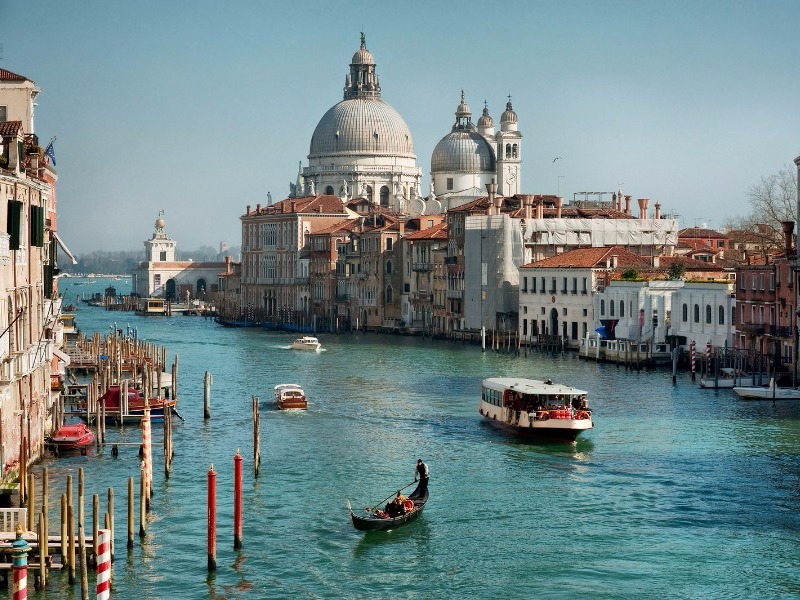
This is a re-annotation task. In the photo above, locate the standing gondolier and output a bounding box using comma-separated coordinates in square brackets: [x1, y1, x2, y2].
[415, 459, 429, 495]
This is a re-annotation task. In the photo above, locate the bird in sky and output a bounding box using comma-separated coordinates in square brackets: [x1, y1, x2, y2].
[553, 157, 562, 163]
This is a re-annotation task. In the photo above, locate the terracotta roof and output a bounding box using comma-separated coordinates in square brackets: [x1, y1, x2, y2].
[312, 219, 362, 236]
[658, 255, 724, 271]
[252, 195, 350, 216]
[0, 120, 23, 137]
[679, 238, 717, 251]
[0, 68, 28, 82]
[405, 221, 448, 240]
[520, 245, 650, 269]
[678, 227, 727, 238]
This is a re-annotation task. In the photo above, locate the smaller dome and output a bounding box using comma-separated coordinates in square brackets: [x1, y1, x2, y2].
[431, 131, 496, 174]
[477, 105, 493, 128]
[352, 46, 374, 65]
[501, 100, 518, 124]
[455, 91, 471, 119]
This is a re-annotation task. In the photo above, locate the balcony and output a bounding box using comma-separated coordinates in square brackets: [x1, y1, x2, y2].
[768, 325, 794, 338]
[446, 290, 463, 300]
[412, 262, 433, 272]
[0, 341, 51, 384]
[739, 322, 766, 336]
[409, 292, 433, 303]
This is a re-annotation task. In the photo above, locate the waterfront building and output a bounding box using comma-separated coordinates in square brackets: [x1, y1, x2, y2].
[402, 218, 447, 334]
[215, 256, 245, 321]
[0, 67, 67, 475]
[734, 225, 795, 369]
[669, 280, 736, 349]
[519, 246, 649, 348]
[131, 215, 227, 302]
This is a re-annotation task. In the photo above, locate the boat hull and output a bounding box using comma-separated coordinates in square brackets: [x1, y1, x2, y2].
[47, 424, 95, 452]
[480, 412, 591, 442]
[732, 386, 800, 400]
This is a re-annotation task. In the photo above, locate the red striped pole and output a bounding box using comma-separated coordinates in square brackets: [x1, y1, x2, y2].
[11, 526, 30, 600]
[96, 528, 111, 599]
[233, 450, 243, 550]
[690, 340, 696, 381]
[706, 340, 712, 376]
[207, 465, 216, 571]
[141, 407, 152, 508]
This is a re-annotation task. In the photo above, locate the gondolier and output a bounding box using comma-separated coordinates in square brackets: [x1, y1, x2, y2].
[415, 459, 429, 495]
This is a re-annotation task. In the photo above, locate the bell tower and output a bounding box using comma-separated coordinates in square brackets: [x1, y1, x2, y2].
[495, 96, 522, 196]
[144, 212, 176, 263]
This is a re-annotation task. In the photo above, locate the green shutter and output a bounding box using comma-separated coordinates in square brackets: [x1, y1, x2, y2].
[7, 200, 22, 250]
[30, 205, 45, 247]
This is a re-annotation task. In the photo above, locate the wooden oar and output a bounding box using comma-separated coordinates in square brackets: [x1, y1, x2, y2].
[365, 481, 416, 513]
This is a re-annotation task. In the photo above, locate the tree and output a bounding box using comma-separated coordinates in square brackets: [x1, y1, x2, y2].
[745, 164, 797, 241]
[622, 268, 639, 280]
[668, 262, 686, 280]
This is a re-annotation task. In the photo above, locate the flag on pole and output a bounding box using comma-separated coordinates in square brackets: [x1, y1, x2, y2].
[44, 141, 56, 166]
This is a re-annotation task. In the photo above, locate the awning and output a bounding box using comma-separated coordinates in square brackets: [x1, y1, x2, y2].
[53, 346, 71, 366]
[52, 231, 77, 265]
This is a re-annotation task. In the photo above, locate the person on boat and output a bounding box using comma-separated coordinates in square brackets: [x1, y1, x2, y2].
[415, 459, 429, 495]
[386, 493, 406, 518]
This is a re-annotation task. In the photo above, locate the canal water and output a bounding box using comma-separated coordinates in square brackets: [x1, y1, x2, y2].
[30, 277, 800, 599]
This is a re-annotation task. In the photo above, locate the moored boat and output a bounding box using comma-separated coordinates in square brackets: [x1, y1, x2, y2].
[274, 383, 308, 410]
[289, 336, 322, 351]
[95, 384, 177, 424]
[700, 367, 749, 389]
[47, 423, 95, 454]
[350, 481, 429, 531]
[732, 378, 800, 400]
[479, 377, 594, 442]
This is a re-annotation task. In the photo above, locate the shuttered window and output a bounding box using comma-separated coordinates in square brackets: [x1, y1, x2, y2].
[7, 200, 22, 250]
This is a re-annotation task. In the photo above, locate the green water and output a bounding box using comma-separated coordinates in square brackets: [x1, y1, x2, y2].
[27, 278, 800, 598]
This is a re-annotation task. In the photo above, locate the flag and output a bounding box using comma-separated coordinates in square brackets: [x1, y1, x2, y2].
[44, 141, 56, 166]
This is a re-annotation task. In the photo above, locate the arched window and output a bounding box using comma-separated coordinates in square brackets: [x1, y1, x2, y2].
[380, 186, 390, 206]
[386, 260, 392, 274]
[366, 185, 373, 203]
[600, 299, 605, 315]
[682, 303, 688, 322]
[610, 301, 615, 316]
[325, 185, 334, 195]
[386, 285, 393, 304]
[620, 301, 625, 317]
[706, 305, 712, 324]
[718, 305, 725, 325]
[512, 144, 518, 158]
[694, 304, 700, 323]
[505, 143, 512, 159]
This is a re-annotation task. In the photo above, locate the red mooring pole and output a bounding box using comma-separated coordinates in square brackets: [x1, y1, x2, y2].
[233, 450, 243, 550]
[690, 340, 696, 381]
[207, 465, 216, 571]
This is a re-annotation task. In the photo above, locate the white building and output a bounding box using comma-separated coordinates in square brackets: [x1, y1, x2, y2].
[670, 281, 736, 349]
[132, 215, 227, 300]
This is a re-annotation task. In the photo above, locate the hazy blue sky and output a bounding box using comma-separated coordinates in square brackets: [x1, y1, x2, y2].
[2, 1, 799, 255]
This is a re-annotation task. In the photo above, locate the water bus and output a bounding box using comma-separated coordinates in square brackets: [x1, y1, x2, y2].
[479, 377, 593, 441]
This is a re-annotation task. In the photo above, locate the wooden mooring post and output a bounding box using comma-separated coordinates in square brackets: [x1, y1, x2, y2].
[203, 371, 212, 419]
[253, 396, 261, 478]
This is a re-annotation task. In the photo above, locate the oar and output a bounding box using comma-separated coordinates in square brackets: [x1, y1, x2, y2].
[365, 481, 417, 513]
[171, 406, 186, 421]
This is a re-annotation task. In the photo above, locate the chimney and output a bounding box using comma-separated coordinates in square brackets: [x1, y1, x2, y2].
[781, 220, 795, 256]
[637, 198, 649, 220]
[536, 197, 544, 219]
[281, 201, 286, 214]
[520, 194, 533, 220]
[652, 255, 660, 268]
[624, 195, 632, 216]
[225, 255, 231, 273]
[611, 254, 618, 268]
[654, 202, 661, 219]
[256, 203, 261, 213]
[486, 179, 497, 215]
[555, 196, 563, 219]
[246, 205, 251, 215]
[399, 220, 405, 236]
[291, 201, 297, 213]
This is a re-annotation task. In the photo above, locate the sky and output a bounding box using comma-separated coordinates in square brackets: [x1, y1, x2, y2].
[2, 0, 799, 255]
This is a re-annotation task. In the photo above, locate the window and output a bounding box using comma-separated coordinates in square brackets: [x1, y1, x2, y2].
[522, 277, 528, 293]
[366, 185, 373, 202]
[550, 278, 556, 293]
[620, 301, 625, 317]
[386, 260, 392, 274]
[572, 278, 577, 294]
[716, 305, 724, 325]
[610, 301, 615, 316]
[759, 274, 765, 291]
[706, 305, 712, 324]
[512, 144, 518, 158]
[682, 303, 688, 322]
[717, 240, 725, 248]
[740, 275, 745, 290]
[600, 299, 605, 315]
[563, 308, 568, 316]
[386, 285, 393, 303]
[532, 277, 537, 293]
[769, 273, 775, 291]
[446, 178, 454, 191]
[386, 238, 393, 251]
[732, 306, 736, 325]
[380, 186, 390, 206]
[541, 307, 546, 315]
[325, 185, 334, 195]
[540, 277, 545, 293]
[582, 278, 588, 294]
[694, 304, 700, 323]
[562, 277, 567, 294]
[505, 143, 511, 158]
[0, 106, 6, 122]
[751, 274, 756, 290]
[154, 274, 161, 287]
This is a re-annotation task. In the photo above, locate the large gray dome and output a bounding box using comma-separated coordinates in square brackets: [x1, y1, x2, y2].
[309, 98, 415, 159]
[431, 131, 496, 173]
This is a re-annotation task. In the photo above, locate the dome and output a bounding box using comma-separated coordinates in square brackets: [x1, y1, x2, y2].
[477, 105, 493, 128]
[431, 131, 496, 174]
[352, 47, 374, 65]
[309, 98, 415, 158]
[455, 93, 471, 120]
[500, 100, 518, 124]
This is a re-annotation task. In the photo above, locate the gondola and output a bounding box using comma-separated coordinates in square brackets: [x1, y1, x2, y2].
[350, 481, 429, 532]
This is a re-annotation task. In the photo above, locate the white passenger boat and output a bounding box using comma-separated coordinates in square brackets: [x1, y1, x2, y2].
[732, 378, 800, 400]
[289, 336, 322, 352]
[479, 377, 593, 441]
[274, 384, 308, 410]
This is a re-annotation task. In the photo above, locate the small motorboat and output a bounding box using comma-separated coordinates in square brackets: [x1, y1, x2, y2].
[733, 377, 800, 400]
[274, 383, 308, 410]
[350, 480, 429, 532]
[48, 423, 95, 454]
[289, 336, 322, 352]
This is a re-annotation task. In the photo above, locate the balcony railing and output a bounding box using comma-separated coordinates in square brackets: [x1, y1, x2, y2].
[739, 322, 766, 336]
[768, 325, 794, 338]
[409, 292, 433, 302]
[446, 290, 463, 300]
[412, 262, 433, 272]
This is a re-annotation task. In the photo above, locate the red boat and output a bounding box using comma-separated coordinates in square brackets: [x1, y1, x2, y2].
[98, 385, 177, 424]
[48, 423, 95, 454]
